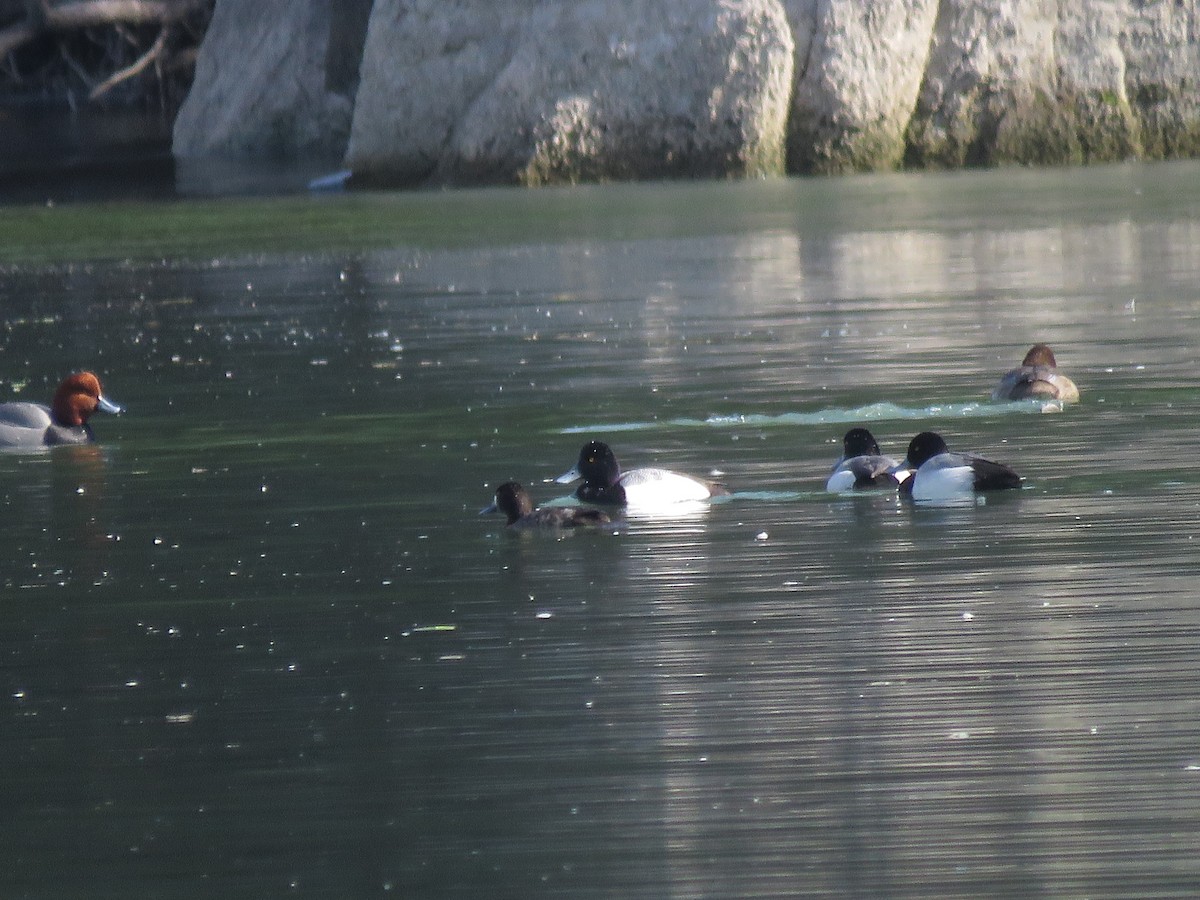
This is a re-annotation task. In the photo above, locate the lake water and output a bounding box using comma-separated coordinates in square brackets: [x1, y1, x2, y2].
[3, 162, 1200, 898]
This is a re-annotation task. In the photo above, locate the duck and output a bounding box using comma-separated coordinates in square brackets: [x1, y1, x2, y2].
[826, 427, 908, 492]
[896, 431, 1022, 502]
[554, 440, 727, 507]
[480, 481, 613, 530]
[0, 372, 123, 449]
[992, 344, 1079, 402]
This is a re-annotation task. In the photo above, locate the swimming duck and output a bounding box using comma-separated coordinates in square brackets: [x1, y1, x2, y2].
[480, 481, 612, 529]
[826, 427, 907, 492]
[554, 440, 727, 507]
[0, 372, 123, 448]
[992, 344, 1079, 402]
[896, 431, 1022, 501]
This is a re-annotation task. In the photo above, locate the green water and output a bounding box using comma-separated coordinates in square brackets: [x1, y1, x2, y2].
[3, 163, 1200, 898]
[6, 159, 1198, 263]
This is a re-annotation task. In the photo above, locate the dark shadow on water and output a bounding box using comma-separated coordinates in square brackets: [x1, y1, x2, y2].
[0, 106, 176, 205]
[0, 105, 344, 205]
[173, 155, 349, 199]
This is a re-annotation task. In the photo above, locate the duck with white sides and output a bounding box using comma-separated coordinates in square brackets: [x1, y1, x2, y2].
[895, 431, 1022, 503]
[826, 427, 909, 493]
[554, 440, 727, 512]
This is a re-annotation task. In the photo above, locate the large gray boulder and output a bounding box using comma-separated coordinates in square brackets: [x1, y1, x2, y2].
[903, 0, 1198, 167]
[902, 0, 1110, 167]
[173, 0, 370, 160]
[785, 0, 939, 174]
[780, 0, 1200, 173]
[346, 0, 795, 186]
[174, 0, 1200, 184]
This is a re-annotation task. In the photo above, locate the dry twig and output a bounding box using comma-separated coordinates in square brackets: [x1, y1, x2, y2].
[0, 0, 205, 61]
[88, 19, 163, 99]
[0, 0, 209, 107]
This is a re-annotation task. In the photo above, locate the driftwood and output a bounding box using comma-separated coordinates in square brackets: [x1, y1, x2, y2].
[0, 0, 210, 105]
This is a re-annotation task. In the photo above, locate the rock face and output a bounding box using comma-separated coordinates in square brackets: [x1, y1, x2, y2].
[903, 0, 1138, 167]
[787, 0, 1200, 172]
[173, 0, 371, 160]
[904, 0, 1200, 168]
[346, 0, 795, 186]
[175, 0, 1200, 184]
[785, 0, 940, 174]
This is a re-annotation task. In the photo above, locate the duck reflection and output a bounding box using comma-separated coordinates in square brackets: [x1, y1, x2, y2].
[48, 443, 115, 585]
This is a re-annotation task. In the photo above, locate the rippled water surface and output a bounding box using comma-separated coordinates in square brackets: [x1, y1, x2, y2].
[3, 163, 1200, 898]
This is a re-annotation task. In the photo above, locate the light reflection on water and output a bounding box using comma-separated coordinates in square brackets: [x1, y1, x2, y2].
[3, 163, 1200, 897]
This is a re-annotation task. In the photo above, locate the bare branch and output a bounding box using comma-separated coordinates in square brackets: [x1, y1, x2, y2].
[88, 19, 163, 99]
[1, 0, 204, 59]
[45, 1, 207, 30]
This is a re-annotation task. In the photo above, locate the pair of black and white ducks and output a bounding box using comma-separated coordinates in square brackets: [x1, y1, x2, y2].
[827, 344, 1079, 501]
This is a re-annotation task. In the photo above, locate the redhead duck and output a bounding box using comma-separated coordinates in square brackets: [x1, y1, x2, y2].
[481, 481, 613, 530]
[0, 372, 122, 449]
[554, 440, 727, 507]
[826, 427, 908, 492]
[992, 344, 1079, 402]
[895, 431, 1022, 501]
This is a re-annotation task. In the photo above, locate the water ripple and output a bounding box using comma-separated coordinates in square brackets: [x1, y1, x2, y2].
[560, 399, 1061, 433]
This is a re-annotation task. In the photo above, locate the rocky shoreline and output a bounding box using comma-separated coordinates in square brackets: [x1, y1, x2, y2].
[175, 0, 1199, 188]
[8, 1, 1199, 192]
